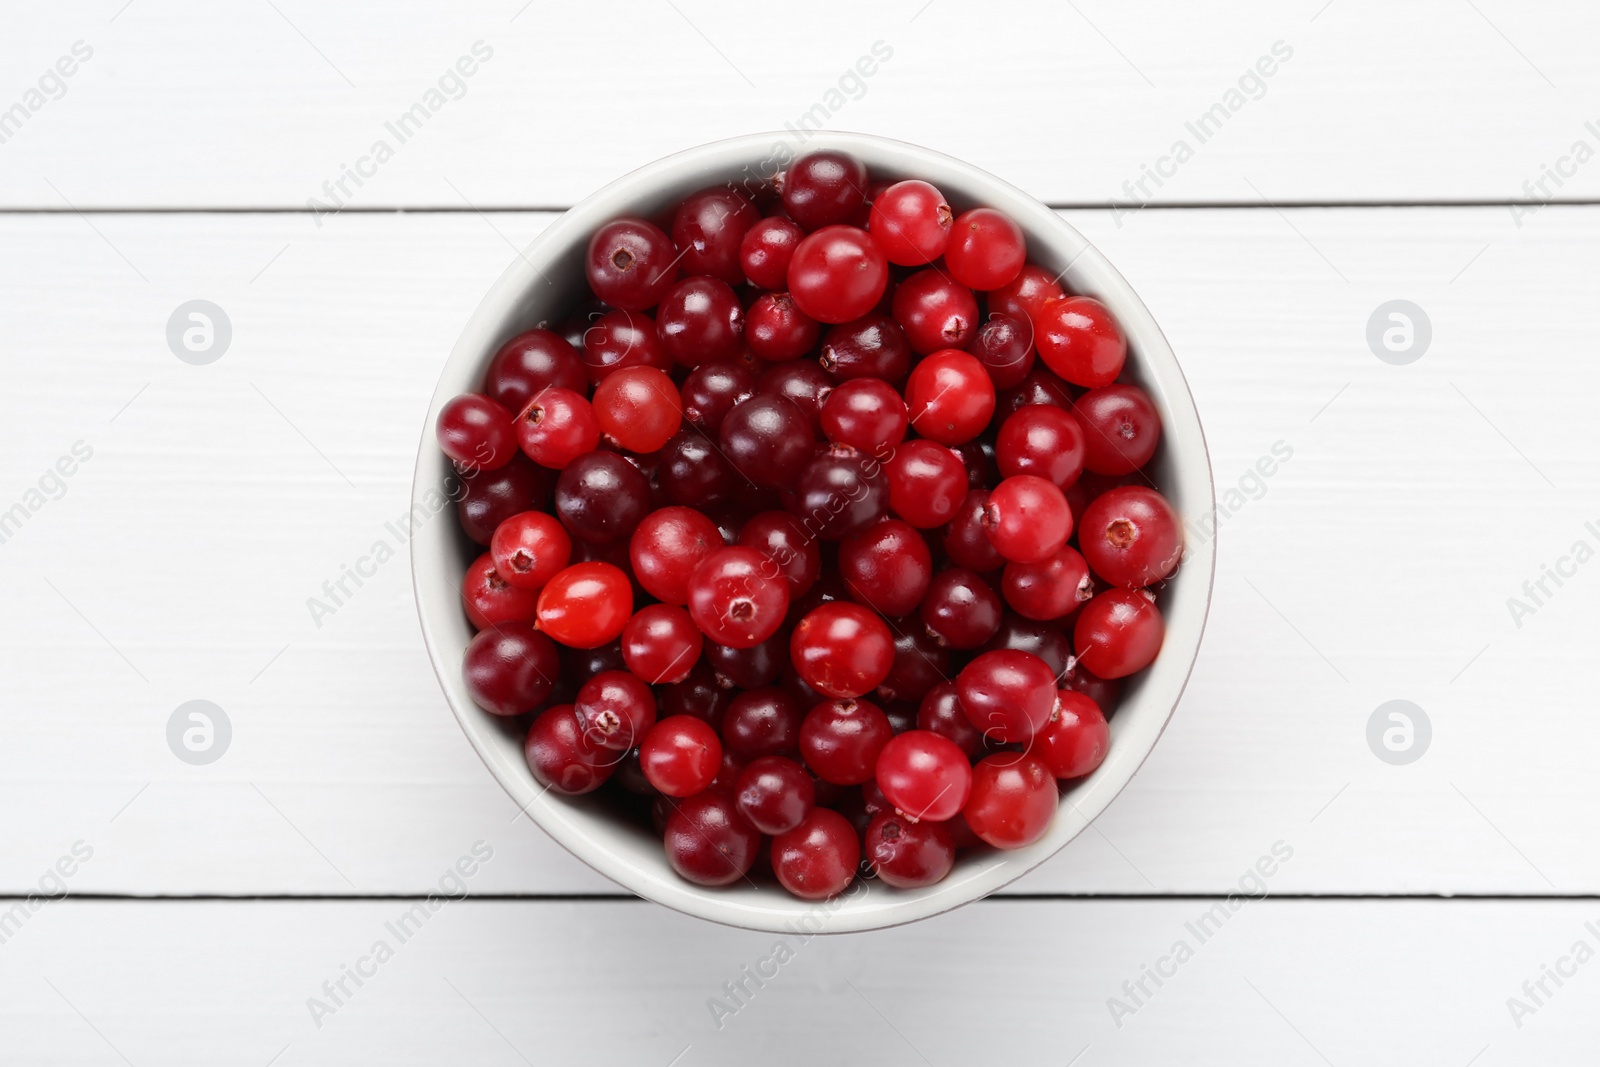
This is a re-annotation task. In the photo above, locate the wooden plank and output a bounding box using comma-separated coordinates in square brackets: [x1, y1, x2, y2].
[2, 1, 1599, 207]
[1, 898, 1594, 1064]
[2, 205, 1597, 895]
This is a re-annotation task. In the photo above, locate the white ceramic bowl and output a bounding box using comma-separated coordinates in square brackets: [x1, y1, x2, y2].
[412, 131, 1215, 933]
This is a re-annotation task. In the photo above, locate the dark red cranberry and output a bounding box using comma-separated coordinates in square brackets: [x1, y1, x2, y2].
[1074, 384, 1163, 475]
[484, 328, 587, 412]
[736, 510, 821, 598]
[818, 312, 913, 383]
[780, 150, 869, 230]
[456, 455, 554, 545]
[875, 626, 950, 706]
[721, 686, 805, 761]
[463, 622, 560, 716]
[839, 519, 932, 617]
[679, 362, 757, 435]
[553, 450, 652, 545]
[663, 791, 759, 886]
[921, 567, 1003, 649]
[525, 705, 617, 795]
[892, 268, 979, 354]
[720, 394, 816, 489]
[790, 445, 889, 541]
[757, 359, 833, 434]
[917, 681, 985, 760]
[969, 312, 1036, 390]
[659, 428, 747, 506]
[735, 755, 815, 835]
[656, 276, 744, 367]
[586, 217, 679, 311]
[865, 812, 955, 888]
[672, 187, 760, 286]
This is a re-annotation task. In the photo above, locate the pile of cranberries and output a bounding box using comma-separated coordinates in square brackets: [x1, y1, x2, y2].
[436, 149, 1183, 900]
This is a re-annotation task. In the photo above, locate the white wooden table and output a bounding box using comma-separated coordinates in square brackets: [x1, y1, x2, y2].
[4, 1, 1598, 1061]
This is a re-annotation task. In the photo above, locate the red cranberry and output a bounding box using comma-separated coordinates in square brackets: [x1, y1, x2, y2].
[720, 394, 815, 489]
[1074, 383, 1163, 475]
[1079, 486, 1182, 588]
[721, 686, 804, 761]
[968, 312, 1036, 390]
[679, 362, 757, 435]
[484, 328, 587, 412]
[917, 682, 985, 760]
[787, 225, 889, 324]
[656, 277, 744, 367]
[535, 562, 632, 648]
[996, 404, 1086, 490]
[664, 791, 759, 886]
[920, 567, 1003, 649]
[875, 730, 972, 822]
[687, 545, 790, 649]
[1074, 588, 1164, 679]
[554, 451, 652, 545]
[865, 812, 955, 888]
[596, 363, 685, 455]
[944, 208, 1026, 291]
[740, 216, 806, 290]
[489, 511, 572, 592]
[672, 187, 759, 285]
[463, 552, 539, 630]
[736, 510, 821, 598]
[456, 456, 553, 545]
[735, 755, 815, 834]
[437, 394, 517, 471]
[581, 309, 670, 383]
[819, 312, 913, 383]
[982, 475, 1072, 564]
[1003, 545, 1094, 621]
[771, 807, 859, 899]
[629, 506, 723, 605]
[516, 387, 600, 470]
[780, 150, 869, 230]
[905, 350, 995, 446]
[1040, 690, 1110, 779]
[746, 292, 820, 361]
[621, 604, 703, 684]
[868, 179, 953, 265]
[791, 603, 895, 700]
[839, 519, 932, 618]
[574, 670, 657, 751]
[885, 440, 967, 529]
[640, 714, 723, 797]
[820, 378, 907, 455]
[463, 622, 560, 715]
[1035, 295, 1126, 388]
[586, 217, 679, 311]
[988, 264, 1064, 328]
[892, 268, 979, 354]
[963, 753, 1056, 848]
[525, 705, 617, 795]
[956, 649, 1058, 744]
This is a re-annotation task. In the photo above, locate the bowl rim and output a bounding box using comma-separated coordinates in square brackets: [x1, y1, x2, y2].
[410, 130, 1217, 933]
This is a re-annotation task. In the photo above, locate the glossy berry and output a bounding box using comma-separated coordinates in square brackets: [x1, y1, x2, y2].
[876, 627, 950, 706]
[820, 378, 907, 454]
[998, 365, 1075, 417]
[457, 456, 553, 545]
[839, 519, 932, 618]
[463, 552, 540, 630]
[516, 387, 600, 470]
[554, 451, 651, 545]
[1035, 295, 1126, 388]
[917, 681, 986, 760]
[592, 367, 681, 453]
[485, 329, 587, 412]
[1074, 588, 1165, 679]
[736, 510, 821, 598]
[488, 511, 572, 592]
[787, 225, 889, 324]
[781, 150, 869, 230]
[996, 405, 1086, 490]
[586, 217, 679, 311]
[1060, 658, 1122, 713]
[771, 807, 859, 899]
[659, 429, 744, 506]
[942, 489, 1005, 572]
[621, 604, 703, 684]
[968, 313, 1036, 390]
[687, 546, 791, 649]
[988, 264, 1065, 328]
[680, 362, 757, 435]
[740, 216, 806, 290]
[983, 612, 1072, 681]
[664, 791, 759, 886]
[720, 394, 815, 489]
[704, 631, 786, 689]
[865, 813, 955, 889]
[884, 440, 967, 528]
[640, 715, 723, 797]
[790, 445, 889, 541]
[892, 268, 979, 354]
[574, 670, 657, 751]
[905, 350, 995, 446]
[1074, 384, 1163, 475]
[983, 475, 1072, 564]
[819, 312, 912, 383]
[655, 277, 744, 368]
[956, 649, 1059, 744]
[437, 393, 517, 471]
[672, 187, 759, 285]
[791, 604, 895, 700]
[721, 687, 804, 761]
[1079, 486, 1182, 588]
[1003, 545, 1094, 622]
[868, 180, 952, 265]
[944, 207, 1026, 291]
[629, 506, 723, 605]
[463, 622, 560, 715]
[758, 359, 833, 433]
[525, 706, 617, 795]
[659, 660, 735, 728]
[735, 755, 815, 834]
[581, 309, 670, 383]
[746, 292, 820, 361]
[963, 753, 1056, 849]
[1039, 691, 1110, 779]
[535, 561, 632, 648]
[920, 567, 1003, 649]
[875, 730, 972, 822]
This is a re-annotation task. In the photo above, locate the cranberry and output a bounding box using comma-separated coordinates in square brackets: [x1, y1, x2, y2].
[771, 807, 859, 899]
[757, 360, 833, 433]
[740, 216, 806, 290]
[463, 622, 560, 715]
[956, 649, 1058, 744]
[819, 312, 912, 383]
[664, 791, 759, 886]
[789, 445, 889, 542]
[1074, 588, 1165, 679]
[892, 268, 979, 354]
[487, 510, 571, 592]
[982, 475, 1072, 564]
[586, 217, 679, 311]
[628, 506, 721, 605]
[659, 429, 746, 505]
[621, 604, 703, 684]
[865, 812, 955, 888]
[875, 629, 948, 708]
[787, 225, 889, 325]
[640, 714, 723, 797]
[672, 187, 759, 286]
[983, 612, 1073, 680]
[791, 603, 895, 700]
[885, 440, 967, 529]
[1080, 486, 1182, 588]
[735, 755, 815, 834]
[462, 552, 539, 630]
[1004, 545, 1094, 621]
[998, 365, 1076, 417]
[655, 277, 744, 367]
[1040, 690, 1110, 779]
[821, 378, 907, 455]
[781, 150, 869, 230]
[704, 630, 787, 688]
[1035, 295, 1126, 388]
[963, 753, 1056, 849]
[573, 670, 657, 751]
[875, 730, 971, 822]
[456, 456, 553, 545]
[679, 362, 756, 435]
[525, 706, 617, 795]
[988, 264, 1064, 328]
[920, 567, 1003, 649]
[721, 686, 804, 761]
[658, 660, 734, 728]
[1074, 383, 1163, 475]
[905, 350, 995, 446]
[968, 313, 1036, 390]
[687, 545, 790, 649]
[942, 489, 1005, 572]
[437, 394, 517, 472]
[736, 510, 820, 598]
[720, 394, 815, 489]
[485, 328, 587, 411]
[917, 682, 986, 760]
[746, 292, 820, 361]
[535, 561, 632, 648]
[839, 519, 931, 618]
[868, 180, 953, 265]
[996, 404, 1085, 491]
[554, 451, 651, 545]
[944, 208, 1026, 291]
[582, 309, 670, 382]
[516, 387, 600, 470]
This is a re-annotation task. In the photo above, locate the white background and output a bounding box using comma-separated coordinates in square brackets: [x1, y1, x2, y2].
[2, 0, 1598, 1062]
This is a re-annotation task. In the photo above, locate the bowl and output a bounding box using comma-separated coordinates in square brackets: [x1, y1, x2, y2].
[411, 131, 1216, 933]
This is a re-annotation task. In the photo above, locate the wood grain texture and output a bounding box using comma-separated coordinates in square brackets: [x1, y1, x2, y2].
[2, 1, 1599, 208]
[2, 206, 1595, 896]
